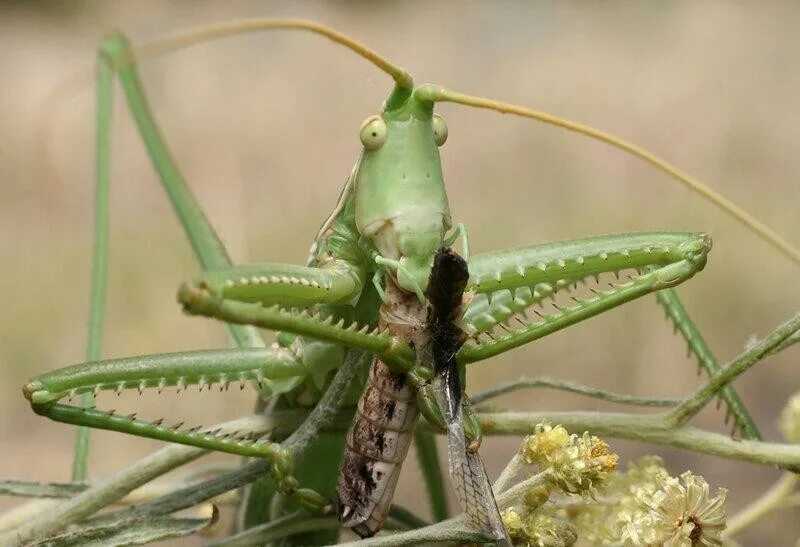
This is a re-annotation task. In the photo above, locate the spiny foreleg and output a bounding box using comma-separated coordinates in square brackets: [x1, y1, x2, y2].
[23, 348, 308, 495]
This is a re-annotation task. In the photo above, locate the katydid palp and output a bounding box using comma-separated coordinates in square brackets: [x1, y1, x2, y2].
[18, 18, 800, 544]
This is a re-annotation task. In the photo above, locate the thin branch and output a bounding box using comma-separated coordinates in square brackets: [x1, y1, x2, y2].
[385, 504, 431, 530]
[471, 376, 679, 407]
[285, 350, 368, 454]
[335, 471, 553, 546]
[723, 472, 798, 538]
[768, 329, 800, 356]
[208, 510, 339, 547]
[493, 453, 525, 494]
[667, 313, 800, 427]
[475, 410, 800, 471]
[1, 414, 284, 545]
[0, 482, 87, 499]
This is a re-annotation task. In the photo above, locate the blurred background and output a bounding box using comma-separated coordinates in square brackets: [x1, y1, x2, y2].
[1, 1, 798, 543]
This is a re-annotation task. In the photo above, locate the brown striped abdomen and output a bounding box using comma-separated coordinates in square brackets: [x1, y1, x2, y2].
[336, 358, 419, 538]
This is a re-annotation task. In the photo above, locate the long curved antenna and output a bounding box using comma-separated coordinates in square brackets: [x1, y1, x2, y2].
[415, 84, 800, 266]
[135, 19, 412, 90]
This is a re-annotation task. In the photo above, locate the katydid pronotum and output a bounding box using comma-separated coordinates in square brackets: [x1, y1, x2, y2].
[18, 19, 800, 544]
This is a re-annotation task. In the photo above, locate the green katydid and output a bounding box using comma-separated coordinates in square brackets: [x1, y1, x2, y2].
[19, 19, 800, 544]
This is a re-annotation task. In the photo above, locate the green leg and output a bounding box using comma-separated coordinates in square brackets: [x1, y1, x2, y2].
[179, 282, 416, 371]
[459, 232, 712, 363]
[71, 49, 114, 482]
[25, 348, 307, 492]
[87, 32, 349, 535]
[655, 287, 761, 439]
[190, 262, 363, 309]
[82, 31, 268, 467]
[455, 231, 757, 436]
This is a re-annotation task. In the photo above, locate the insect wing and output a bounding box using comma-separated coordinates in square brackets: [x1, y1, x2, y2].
[426, 247, 511, 544]
[434, 377, 511, 545]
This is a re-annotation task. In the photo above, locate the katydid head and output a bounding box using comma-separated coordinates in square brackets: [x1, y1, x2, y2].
[355, 91, 452, 299]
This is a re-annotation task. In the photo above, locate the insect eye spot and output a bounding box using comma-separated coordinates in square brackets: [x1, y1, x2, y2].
[359, 115, 387, 151]
[432, 114, 448, 146]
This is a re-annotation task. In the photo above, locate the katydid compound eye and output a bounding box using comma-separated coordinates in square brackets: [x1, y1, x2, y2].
[432, 114, 448, 146]
[359, 115, 387, 150]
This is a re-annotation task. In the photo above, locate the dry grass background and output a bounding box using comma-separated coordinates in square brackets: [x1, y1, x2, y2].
[1, 1, 799, 544]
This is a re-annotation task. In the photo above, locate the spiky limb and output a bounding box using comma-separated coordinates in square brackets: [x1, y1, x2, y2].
[197, 262, 364, 308]
[656, 287, 761, 439]
[460, 232, 711, 364]
[179, 282, 415, 370]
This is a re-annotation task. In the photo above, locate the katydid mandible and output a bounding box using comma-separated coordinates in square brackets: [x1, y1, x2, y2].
[21, 19, 800, 543]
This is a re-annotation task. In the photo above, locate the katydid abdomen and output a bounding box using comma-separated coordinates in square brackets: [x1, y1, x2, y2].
[337, 358, 420, 537]
[336, 279, 428, 537]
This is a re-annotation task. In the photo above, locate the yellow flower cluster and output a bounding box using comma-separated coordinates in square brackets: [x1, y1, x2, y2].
[498, 424, 620, 545]
[501, 508, 577, 547]
[522, 423, 619, 497]
[504, 425, 726, 545]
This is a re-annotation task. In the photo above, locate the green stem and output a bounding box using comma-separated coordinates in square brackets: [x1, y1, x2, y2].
[1, 414, 279, 546]
[768, 329, 800, 356]
[667, 313, 800, 427]
[723, 472, 798, 538]
[208, 511, 339, 547]
[472, 376, 679, 407]
[335, 471, 553, 546]
[493, 452, 525, 494]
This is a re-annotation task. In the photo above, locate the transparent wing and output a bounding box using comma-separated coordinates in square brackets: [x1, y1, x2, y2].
[436, 376, 512, 545]
[426, 247, 511, 544]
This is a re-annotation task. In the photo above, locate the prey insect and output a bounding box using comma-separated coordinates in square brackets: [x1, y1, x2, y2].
[337, 247, 509, 541]
[425, 247, 510, 544]
[19, 18, 800, 544]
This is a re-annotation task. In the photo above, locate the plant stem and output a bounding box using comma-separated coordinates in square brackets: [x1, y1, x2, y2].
[208, 511, 339, 547]
[493, 452, 525, 494]
[723, 472, 798, 538]
[476, 410, 800, 470]
[472, 377, 679, 407]
[667, 313, 800, 427]
[1, 414, 277, 546]
[334, 471, 553, 546]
